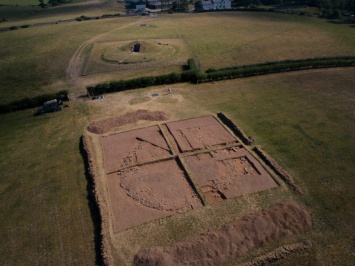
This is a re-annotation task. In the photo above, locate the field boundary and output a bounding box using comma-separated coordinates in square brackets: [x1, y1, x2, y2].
[253, 145, 303, 195]
[87, 58, 355, 96]
[217, 112, 254, 145]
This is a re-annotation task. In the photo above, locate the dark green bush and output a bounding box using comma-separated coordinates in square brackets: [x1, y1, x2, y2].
[86, 56, 355, 96]
[0, 90, 69, 114]
[187, 58, 199, 71]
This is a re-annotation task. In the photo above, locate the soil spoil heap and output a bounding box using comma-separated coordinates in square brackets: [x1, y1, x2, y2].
[134, 201, 312, 266]
[87, 110, 169, 134]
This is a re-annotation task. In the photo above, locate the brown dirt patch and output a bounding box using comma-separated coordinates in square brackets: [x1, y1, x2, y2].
[134, 201, 312, 266]
[98, 115, 280, 232]
[107, 159, 202, 232]
[241, 240, 313, 266]
[166, 116, 237, 152]
[87, 110, 169, 134]
[184, 147, 278, 204]
[101, 125, 171, 172]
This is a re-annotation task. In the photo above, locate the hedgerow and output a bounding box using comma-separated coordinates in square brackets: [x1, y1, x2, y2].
[87, 56, 355, 96]
[0, 90, 68, 114]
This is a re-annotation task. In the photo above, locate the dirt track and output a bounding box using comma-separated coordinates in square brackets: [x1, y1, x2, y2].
[66, 17, 149, 96]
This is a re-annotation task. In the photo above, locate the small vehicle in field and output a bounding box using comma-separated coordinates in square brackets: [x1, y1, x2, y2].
[44, 99, 62, 106]
[37, 99, 62, 115]
[92, 95, 105, 100]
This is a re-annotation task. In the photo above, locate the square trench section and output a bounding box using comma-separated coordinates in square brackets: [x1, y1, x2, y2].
[100, 116, 279, 232]
[101, 125, 171, 172]
[166, 116, 237, 152]
[183, 146, 278, 204]
[107, 158, 202, 232]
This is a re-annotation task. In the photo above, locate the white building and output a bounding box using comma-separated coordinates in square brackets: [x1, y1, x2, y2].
[128, 0, 146, 10]
[202, 0, 231, 10]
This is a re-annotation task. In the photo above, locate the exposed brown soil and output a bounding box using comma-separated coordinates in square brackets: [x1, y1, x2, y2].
[184, 147, 278, 204]
[107, 159, 202, 232]
[87, 110, 169, 134]
[134, 201, 312, 266]
[166, 116, 237, 152]
[241, 240, 313, 266]
[217, 112, 254, 145]
[97, 116, 283, 232]
[84, 115, 309, 265]
[101, 126, 171, 172]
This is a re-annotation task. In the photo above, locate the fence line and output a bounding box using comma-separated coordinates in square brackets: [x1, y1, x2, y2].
[181, 37, 203, 70]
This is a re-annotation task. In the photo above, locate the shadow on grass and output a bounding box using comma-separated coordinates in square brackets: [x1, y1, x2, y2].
[327, 20, 355, 25]
[79, 136, 104, 266]
[78, 94, 90, 99]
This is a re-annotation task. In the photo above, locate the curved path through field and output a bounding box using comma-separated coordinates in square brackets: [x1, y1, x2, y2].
[66, 17, 149, 97]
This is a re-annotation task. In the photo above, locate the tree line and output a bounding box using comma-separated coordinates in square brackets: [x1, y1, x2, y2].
[38, 0, 70, 8]
[234, 0, 355, 19]
[86, 56, 355, 97]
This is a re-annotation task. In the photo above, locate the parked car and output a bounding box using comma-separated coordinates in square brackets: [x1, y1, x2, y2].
[92, 95, 105, 100]
[36, 99, 62, 115]
[43, 99, 63, 106]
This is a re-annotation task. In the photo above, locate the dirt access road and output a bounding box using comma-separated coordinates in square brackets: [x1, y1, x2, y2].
[66, 17, 150, 97]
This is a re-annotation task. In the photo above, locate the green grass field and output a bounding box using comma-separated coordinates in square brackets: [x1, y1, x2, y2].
[0, 0, 40, 5]
[0, 2, 354, 265]
[0, 0, 94, 5]
[1, 11, 355, 104]
[0, 0, 124, 23]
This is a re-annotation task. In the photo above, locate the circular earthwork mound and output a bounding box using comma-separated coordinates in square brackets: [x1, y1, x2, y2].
[102, 40, 176, 64]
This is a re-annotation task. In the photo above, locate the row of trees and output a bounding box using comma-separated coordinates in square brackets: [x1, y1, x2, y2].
[87, 56, 355, 96]
[235, 0, 318, 7]
[38, 0, 70, 8]
[235, 0, 355, 19]
[319, 0, 355, 18]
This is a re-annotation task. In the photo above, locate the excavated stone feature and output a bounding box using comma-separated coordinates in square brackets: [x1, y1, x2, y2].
[166, 116, 237, 152]
[101, 125, 171, 172]
[134, 201, 312, 266]
[184, 147, 278, 203]
[107, 159, 202, 232]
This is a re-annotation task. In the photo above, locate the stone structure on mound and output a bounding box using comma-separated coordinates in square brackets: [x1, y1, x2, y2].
[132, 42, 141, 53]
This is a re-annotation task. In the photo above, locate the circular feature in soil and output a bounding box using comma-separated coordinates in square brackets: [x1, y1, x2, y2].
[119, 160, 200, 212]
